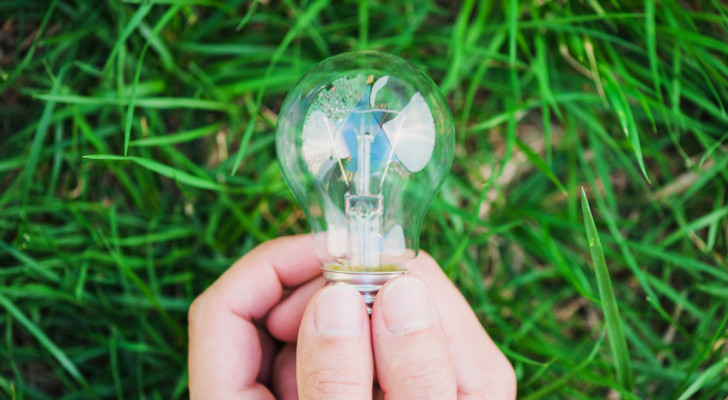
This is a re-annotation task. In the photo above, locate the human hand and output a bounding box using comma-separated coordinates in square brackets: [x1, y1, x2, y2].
[188, 235, 326, 399]
[296, 250, 516, 399]
[188, 234, 516, 399]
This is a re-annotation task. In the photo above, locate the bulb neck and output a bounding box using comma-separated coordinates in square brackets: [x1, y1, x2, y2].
[322, 267, 407, 314]
[345, 193, 383, 269]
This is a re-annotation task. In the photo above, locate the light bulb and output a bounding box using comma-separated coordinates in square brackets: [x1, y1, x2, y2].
[276, 51, 454, 311]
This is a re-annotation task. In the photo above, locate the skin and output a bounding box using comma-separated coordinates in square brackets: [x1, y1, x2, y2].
[188, 234, 516, 399]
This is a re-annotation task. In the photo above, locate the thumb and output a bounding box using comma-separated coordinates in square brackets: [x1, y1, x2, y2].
[297, 284, 373, 400]
[371, 276, 457, 399]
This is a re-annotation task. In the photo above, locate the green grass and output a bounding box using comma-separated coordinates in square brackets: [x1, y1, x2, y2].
[1, 0, 728, 398]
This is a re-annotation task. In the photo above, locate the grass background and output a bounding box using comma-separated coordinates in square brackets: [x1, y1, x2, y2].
[1, 0, 728, 398]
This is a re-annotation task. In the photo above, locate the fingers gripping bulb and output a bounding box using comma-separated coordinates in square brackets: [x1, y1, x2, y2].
[276, 51, 454, 312]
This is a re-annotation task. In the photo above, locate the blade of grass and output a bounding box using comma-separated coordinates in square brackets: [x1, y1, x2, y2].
[660, 204, 728, 248]
[515, 137, 567, 194]
[102, 2, 153, 74]
[129, 122, 225, 147]
[440, 0, 476, 94]
[542, 224, 597, 301]
[698, 132, 728, 167]
[458, 31, 506, 136]
[138, 21, 176, 71]
[522, 331, 605, 400]
[581, 188, 633, 390]
[0, 294, 91, 392]
[629, 242, 728, 283]
[124, 3, 183, 156]
[676, 357, 728, 400]
[4, 314, 24, 398]
[98, 232, 184, 340]
[0, 240, 61, 283]
[602, 70, 651, 183]
[109, 326, 123, 400]
[671, 312, 728, 399]
[22, 65, 67, 205]
[33, 94, 229, 111]
[122, 0, 231, 5]
[645, 0, 661, 101]
[230, 0, 330, 175]
[646, 274, 705, 319]
[236, 0, 259, 31]
[73, 60, 103, 77]
[47, 123, 63, 195]
[705, 185, 725, 251]
[83, 155, 227, 191]
[0, 0, 58, 92]
[357, 0, 368, 49]
[443, 182, 491, 275]
[508, 0, 521, 101]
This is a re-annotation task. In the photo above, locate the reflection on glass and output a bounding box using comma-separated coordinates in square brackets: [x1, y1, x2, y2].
[277, 51, 454, 279]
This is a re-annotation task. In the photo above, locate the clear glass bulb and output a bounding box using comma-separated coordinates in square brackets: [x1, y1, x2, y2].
[276, 51, 454, 310]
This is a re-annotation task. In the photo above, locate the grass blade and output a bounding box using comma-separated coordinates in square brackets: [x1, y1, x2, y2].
[358, 0, 368, 49]
[522, 330, 605, 400]
[22, 66, 67, 205]
[0, 240, 61, 283]
[33, 94, 229, 111]
[0, 294, 89, 390]
[581, 188, 633, 390]
[124, 4, 182, 156]
[230, 0, 330, 175]
[84, 155, 227, 191]
[439, 0, 476, 94]
[236, 0, 259, 30]
[671, 312, 728, 398]
[516, 137, 567, 194]
[0, 0, 58, 92]
[507, 0, 521, 100]
[130, 122, 225, 147]
[102, 2, 153, 73]
[676, 357, 728, 400]
[603, 71, 651, 183]
[645, 0, 661, 101]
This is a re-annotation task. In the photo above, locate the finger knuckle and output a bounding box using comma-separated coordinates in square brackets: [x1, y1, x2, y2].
[259, 235, 287, 251]
[302, 366, 366, 399]
[397, 358, 457, 399]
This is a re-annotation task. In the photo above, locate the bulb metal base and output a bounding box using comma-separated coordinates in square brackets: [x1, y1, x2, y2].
[322, 268, 407, 314]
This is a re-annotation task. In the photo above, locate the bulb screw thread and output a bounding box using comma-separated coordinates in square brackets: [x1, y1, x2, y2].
[322, 268, 407, 316]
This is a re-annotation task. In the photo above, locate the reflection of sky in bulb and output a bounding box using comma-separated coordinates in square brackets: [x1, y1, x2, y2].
[276, 51, 455, 311]
[301, 74, 436, 187]
[340, 85, 392, 173]
[277, 51, 454, 274]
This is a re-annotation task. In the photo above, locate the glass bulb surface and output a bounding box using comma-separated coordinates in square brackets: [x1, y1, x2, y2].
[276, 51, 454, 308]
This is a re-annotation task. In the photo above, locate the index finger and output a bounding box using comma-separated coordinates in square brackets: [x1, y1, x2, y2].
[188, 234, 321, 399]
[407, 252, 516, 399]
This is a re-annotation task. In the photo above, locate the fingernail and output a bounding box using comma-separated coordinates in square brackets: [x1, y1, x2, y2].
[381, 277, 432, 334]
[314, 284, 363, 337]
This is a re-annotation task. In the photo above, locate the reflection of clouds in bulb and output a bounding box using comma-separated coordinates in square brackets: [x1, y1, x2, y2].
[382, 224, 405, 256]
[324, 217, 405, 260]
[301, 109, 350, 177]
[370, 75, 389, 108]
[381, 92, 436, 173]
[313, 74, 367, 121]
[323, 196, 348, 257]
[303, 78, 436, 180]
[277, 51, 454, 294]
